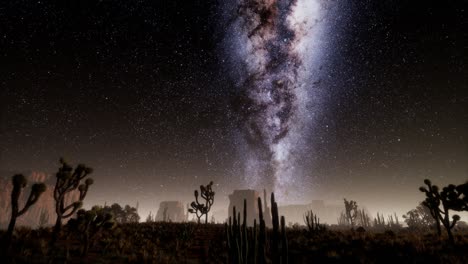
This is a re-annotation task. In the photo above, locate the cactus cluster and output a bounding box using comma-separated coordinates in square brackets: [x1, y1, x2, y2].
[225, 192, 288, 264]
[304, 210, 326, 234]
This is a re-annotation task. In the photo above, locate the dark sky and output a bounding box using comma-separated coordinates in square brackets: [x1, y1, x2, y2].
[1, 0, 467, 219]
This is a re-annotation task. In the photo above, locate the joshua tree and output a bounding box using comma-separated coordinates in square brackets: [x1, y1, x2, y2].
[420, 179, 468, 243]
[6, 174, 46, 244]
[52, 158, 94, 241]
[419, 179, 442, 235]
[188, 181, 215, 224]
[343, 199, 358, 228]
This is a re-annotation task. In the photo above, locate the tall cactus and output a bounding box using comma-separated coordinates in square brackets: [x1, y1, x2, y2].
[271, 193, 279, 263]
[52, 158, 93, 242]
[263, 189, 272, 227]
[225, 192, 288, 264]
[6, 174, 46, 244]
[304, 210, 325, 234]
[280, 216, 289, 264]
[257, 196, 266, 264]
[226, 198, 266, 264]
[270, 192, 288, 264]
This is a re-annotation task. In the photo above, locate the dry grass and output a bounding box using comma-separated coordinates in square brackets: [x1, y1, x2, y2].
[1, 223, 467, 263]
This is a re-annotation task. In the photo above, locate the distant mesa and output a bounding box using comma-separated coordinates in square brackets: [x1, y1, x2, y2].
[155, 201, 186, 222]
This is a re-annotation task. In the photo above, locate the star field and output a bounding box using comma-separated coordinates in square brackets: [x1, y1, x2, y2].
[1, 0, 467, 218]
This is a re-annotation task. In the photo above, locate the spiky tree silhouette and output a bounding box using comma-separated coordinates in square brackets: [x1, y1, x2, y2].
[343, 199, 358, 228]
[6, 174, 46, 244]
[420, 179, 468, 244]
[52, 158, 93, 242]
[188, 181, 215, 224]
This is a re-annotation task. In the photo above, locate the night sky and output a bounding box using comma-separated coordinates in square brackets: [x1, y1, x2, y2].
[1, 0, 467, 219]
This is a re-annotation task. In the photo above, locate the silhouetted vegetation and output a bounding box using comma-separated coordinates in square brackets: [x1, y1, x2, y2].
[188, 181, 215, 224]
[304, 210, 326, 234]
[98, 203, 140, 224]
[226, 192, 288, 264]
[356, 208, 372, 229]
[5, 174, 46, 245]
[67, 206, 115, 256]
[343, 198, 358, 228]
[1, 170, 468, 263]
[403, 203, 435, 231]
[52, 158, 94, 243]
[420, 179, 468, 244]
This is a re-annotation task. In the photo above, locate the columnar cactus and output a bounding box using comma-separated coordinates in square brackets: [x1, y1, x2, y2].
[280, 216, 288, 264]
[226, 198, 265, 264]
[263, 189, 272, 227]
[52, 158, 94, 241]
[270, 192, 288, 264]
[6, 174, 46, 244]
[304, 210, 325, 234]
[225, 192, 288, 264]
[271, 192, 280, 262]
[257, 196, 266, 264]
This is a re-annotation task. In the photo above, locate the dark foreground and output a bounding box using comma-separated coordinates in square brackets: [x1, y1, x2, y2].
[1, 222, 467, 264]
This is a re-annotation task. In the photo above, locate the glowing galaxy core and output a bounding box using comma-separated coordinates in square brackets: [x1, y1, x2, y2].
[224, 0, 331, 200]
